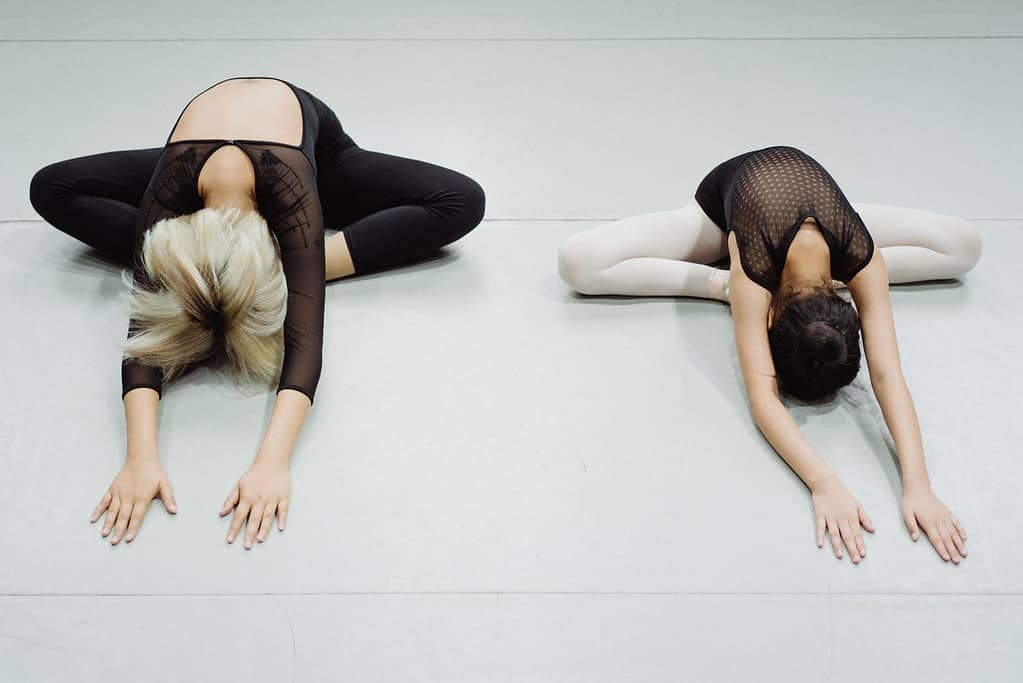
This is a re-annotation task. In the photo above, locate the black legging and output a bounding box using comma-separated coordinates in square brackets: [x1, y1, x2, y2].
[29, 145, 486, 273]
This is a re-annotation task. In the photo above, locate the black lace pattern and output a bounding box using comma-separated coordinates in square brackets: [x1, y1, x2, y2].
[123, 137, 325, 402]
[696, 146, 874, 292]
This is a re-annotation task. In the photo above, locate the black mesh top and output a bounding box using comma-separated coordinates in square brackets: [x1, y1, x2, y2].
[122, 77, 349, 404]
[694, 146, 874, 292]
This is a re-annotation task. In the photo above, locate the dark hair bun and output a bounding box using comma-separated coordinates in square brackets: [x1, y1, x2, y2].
[768, 292, 862, 401]
[799, 321, 847, 376]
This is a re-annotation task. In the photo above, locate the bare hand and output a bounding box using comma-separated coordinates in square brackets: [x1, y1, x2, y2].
[89, 455, 176, 545]
[902, 487, 967, 564]
[220, 458, 290, 549]
[811, 475, 875, 563]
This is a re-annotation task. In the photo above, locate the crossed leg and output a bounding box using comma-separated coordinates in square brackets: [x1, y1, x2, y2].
[29, 148, 163, 267]
[557, 203, 730, 300]
[30, 146, 486, 283]
[319, 147, 485, 281]
[557, 201, 983, 300]
[852, 203, 982, 284]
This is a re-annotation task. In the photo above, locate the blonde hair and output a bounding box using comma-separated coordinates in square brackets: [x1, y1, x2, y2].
[121, 207, 288, 387]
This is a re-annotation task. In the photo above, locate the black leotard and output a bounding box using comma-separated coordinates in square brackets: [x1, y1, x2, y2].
[695, 145, 874, 292]
[123, 77, 342, 404]
[28, 78, 482, 404]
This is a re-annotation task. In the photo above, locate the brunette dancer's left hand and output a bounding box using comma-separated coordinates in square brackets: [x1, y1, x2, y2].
[902, 487, 967, 564]
[220, 457, 290, 549]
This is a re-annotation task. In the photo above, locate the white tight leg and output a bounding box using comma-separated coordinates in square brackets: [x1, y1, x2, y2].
[558, 202, 983, 298]
[853, 203, 983, 284]
[557, 203, 730, 300]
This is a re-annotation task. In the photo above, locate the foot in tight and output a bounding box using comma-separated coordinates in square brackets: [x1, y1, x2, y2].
[708, 267, 730, 302]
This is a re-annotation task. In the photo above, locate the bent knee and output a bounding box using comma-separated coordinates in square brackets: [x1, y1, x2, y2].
[433, 174, 486, 244]
[458, 176, 486, 230]
[29, 162, 67, 219]
[557, 237, 602, 294]
[946, 218, 983, 277]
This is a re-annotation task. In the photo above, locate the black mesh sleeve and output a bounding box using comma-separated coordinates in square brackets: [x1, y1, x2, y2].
[121, 298, 166, 399]
[251, 146, 326, 404]
[120, 140, 326, 403]
[121, 154, 178, 399]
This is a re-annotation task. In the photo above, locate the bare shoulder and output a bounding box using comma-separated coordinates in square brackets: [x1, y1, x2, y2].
[726, 233, 777, 399]
[728, 233, 770, 317]
[847, 247, 889, 312]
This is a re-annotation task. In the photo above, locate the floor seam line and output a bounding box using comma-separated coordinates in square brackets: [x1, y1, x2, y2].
[2, 591, 1021, 598]
[1, 36, 1022, 44]
[3, 217, 1022, 225]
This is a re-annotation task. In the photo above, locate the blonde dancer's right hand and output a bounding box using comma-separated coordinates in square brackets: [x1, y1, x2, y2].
[89, 453, 176, 545]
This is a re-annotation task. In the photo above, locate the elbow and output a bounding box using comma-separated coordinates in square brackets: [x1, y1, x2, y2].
[277, 339, 322, 405]
[307, 351, 325, 403]
[749, 401, 772, 434]
[747, 385, 782, 430]
[868, 367, 907, 394]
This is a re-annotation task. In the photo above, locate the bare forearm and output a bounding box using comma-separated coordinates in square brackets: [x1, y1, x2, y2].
[751, 396, 834, 490]
[850, 249, 934, 493]
[256, 389, 311, 464]
[872, 374, 931, 490]
[123, 387, 160, 462]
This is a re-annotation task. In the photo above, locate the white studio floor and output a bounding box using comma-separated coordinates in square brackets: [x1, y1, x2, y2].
[2, 3, 1022, 682]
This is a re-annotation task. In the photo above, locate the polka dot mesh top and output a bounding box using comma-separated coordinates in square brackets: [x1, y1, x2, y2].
[694, 146, 874, 292]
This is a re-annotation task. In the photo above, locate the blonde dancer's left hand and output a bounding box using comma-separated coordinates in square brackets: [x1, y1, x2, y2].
[220, 457, 290, 549]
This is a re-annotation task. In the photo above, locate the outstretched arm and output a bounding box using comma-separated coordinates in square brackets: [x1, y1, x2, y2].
[219, 388, 308, 547]
[729, 234, 873, 563]
[848, 252, 968, 563]
[221, 155, 326, 549]
[90, 388, 178, 545]
[89, 176, 179, 546]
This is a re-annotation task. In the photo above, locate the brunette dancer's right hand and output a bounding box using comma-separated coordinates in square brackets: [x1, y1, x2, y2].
[89, 453, 176, 545]
[810, 474, 875, 564]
